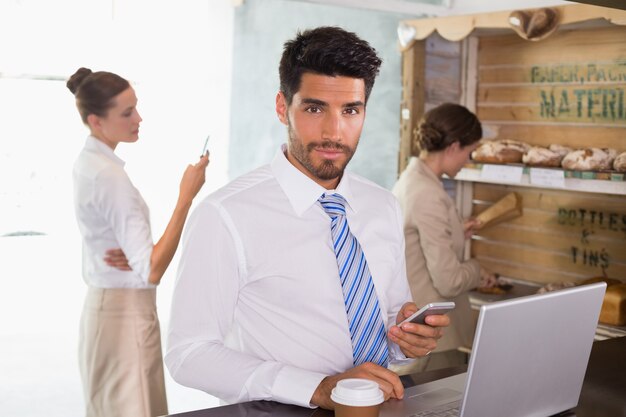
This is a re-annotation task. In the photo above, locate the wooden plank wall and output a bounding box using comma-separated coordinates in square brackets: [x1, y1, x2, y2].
[399, 41, 425, 174]
[476, 25, 626, 151]
[471, 184, 626, 284]
[399, 33, 463, 174]
[470, 24, 626, 285]
[400, 23, 626, 284]
[424, 33, 463, 110]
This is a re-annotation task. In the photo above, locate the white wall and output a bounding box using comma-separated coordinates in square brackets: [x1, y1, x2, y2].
[228, 0, 413, 189]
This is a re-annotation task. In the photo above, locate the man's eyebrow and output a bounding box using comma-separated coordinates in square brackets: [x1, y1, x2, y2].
[301, 98, 328, 106]
[300, 98, 365, 108]
[344, 101, 365, 108]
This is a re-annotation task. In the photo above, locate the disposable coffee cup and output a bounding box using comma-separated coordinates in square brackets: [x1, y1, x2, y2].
[331, 378, 384, 417]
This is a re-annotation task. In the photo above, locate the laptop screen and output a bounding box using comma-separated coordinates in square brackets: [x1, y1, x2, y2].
[460, 282, 606, 417]
[381, 282, 606, 417]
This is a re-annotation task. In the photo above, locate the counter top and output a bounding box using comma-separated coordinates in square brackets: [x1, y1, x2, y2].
[468, 277, 541, 305]
[468, 277, 626, 339]
[167, 337, 626, 417]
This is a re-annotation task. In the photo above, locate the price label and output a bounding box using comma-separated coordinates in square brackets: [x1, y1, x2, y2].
[480, 164, 524, 183]
[530, 168, 565, 188]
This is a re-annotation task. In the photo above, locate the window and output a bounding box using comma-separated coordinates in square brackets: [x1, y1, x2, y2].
[0, 1, 232, 415]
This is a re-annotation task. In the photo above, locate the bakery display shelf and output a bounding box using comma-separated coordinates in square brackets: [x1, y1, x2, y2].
[468, 277, 626, 340]
[453, 163, 626, 196]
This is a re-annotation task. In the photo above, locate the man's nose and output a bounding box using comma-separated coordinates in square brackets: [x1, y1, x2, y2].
[322, 112, 342, 141]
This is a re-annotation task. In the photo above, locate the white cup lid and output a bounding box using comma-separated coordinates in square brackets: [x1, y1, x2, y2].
[331, 378, 384, 407]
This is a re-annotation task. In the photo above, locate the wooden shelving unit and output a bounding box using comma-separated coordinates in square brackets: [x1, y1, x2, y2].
[401, 4, 626, 338]
[452, 163, 626, 196]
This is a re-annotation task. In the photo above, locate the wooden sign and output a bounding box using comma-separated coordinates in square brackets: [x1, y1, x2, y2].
[477, 26, 626, 150]
[471, 184, 626, 284]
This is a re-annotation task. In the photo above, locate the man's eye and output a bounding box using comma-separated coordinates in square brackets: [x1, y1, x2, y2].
[344, 108, 359, 115]
[305, 106, 321, 113]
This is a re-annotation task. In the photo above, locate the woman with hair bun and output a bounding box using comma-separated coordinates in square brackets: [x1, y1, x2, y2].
[68, 67, 209, 416]
[392, 103, 496, 373]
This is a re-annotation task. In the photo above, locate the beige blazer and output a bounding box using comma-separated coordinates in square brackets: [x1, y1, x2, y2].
[392, 157, 481, 352]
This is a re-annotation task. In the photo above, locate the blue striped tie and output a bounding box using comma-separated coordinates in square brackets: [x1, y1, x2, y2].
[319, 193, 389, 367]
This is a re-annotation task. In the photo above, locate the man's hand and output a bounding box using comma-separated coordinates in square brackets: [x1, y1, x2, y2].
[388, 302, 450, 358]
[104, 248, 132, 271]
[310, 363, 403, 410]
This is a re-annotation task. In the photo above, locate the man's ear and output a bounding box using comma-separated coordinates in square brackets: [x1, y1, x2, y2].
[275, 91, 288, 125]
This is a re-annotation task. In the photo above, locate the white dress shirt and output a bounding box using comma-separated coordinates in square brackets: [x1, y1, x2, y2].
[73, 135, 153, 288]
[165, 145, 411, 408]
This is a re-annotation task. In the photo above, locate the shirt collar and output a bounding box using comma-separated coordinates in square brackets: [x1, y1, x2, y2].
[85, 135, 126, 167]
[413, 157, 442, 189]
[271, 144, 356, 216]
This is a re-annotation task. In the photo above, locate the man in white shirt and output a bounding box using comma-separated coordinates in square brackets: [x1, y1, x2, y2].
[165, 26, 450, 410]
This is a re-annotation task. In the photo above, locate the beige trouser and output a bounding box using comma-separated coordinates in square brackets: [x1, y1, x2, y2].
[79, 287, 168, 417]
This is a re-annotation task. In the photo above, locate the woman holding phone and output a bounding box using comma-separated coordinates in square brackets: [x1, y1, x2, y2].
[392, 103, 496, 374]
[67, 67, 209, 417]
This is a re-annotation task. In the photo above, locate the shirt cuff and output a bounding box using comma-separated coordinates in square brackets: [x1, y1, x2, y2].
[271, 365, 327, 408]
[388, 340, 416, 368]
[128, 246, 153, 285]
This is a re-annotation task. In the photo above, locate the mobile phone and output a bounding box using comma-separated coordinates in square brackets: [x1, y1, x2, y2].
[201, 134, 210, 156]
[399, 301, 456, 326]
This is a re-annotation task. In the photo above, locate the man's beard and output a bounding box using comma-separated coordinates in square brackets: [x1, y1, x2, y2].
[287, 121, 357, 181]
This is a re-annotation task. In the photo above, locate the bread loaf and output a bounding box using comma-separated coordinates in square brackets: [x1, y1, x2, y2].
[581, 277, 626, 326]
[561, 148, 614, 171]
[604, 148, 618, 164]
[613, 152, 626, 172]
[548, 144, 573, 158]
[472, 140, 530, 164]
[599, 284, 626, 326]
[522, 147, 563, 167]
[475, 192, 523, 230]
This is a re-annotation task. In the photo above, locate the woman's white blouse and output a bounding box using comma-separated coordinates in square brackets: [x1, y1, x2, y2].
[73, 136, 153, 288]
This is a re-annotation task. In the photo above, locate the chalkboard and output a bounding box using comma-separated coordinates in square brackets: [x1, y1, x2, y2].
[229, 0, 412, 189]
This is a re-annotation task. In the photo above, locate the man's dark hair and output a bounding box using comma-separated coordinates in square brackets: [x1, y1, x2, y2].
[279, 26, 382, 105]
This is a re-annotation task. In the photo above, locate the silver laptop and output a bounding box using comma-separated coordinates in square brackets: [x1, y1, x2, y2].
[381, 282, 606, 417]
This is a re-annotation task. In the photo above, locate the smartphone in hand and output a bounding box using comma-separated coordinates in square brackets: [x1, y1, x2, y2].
[399, 301, 455, 326]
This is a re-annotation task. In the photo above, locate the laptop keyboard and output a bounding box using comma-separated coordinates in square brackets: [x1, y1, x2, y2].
[410, 403, 460, 417]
